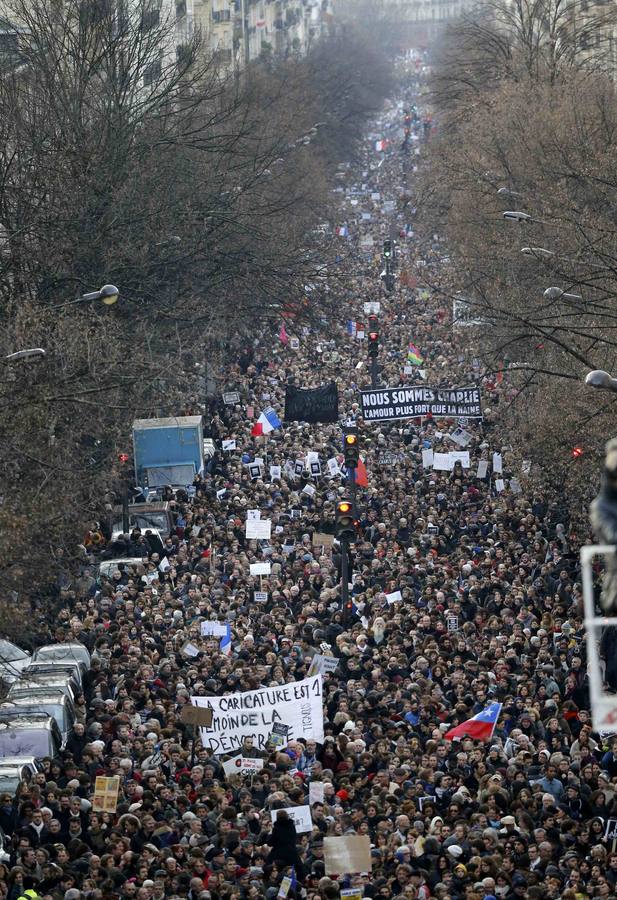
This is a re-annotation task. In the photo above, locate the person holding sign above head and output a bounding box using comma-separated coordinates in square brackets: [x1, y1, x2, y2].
[267, 809, 305, 881]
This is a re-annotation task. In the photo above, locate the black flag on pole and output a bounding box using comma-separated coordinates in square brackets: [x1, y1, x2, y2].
[284, 382, 339, 424]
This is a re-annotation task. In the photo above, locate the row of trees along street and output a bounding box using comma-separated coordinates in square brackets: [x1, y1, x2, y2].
[420, 0, 617, 537]
[0, 0, 395, 637]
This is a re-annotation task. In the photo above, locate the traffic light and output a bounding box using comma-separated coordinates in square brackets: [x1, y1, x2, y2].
[368, 314, 379, 358]
[336, 497, 356, 542]
[342, 595, 354, 623]
[118, 452, 130, 464]
[383, 240, 392, 260]
[572, 446, 584, 460]
[343, 427, 360, 469]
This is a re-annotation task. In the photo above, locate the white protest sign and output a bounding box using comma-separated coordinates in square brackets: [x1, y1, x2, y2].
[158, 556, 170, 572]
[247, 509, 261, 520]
[250, 562, 271, 576]
[182, 642, 201, 657]
[201, 621, 229, 637]
[510, 478, 522, 493]
[254, 591, 268, 603]
[386, 590, 403, 605]
[302, 483, 316, 497]
[246, 519, 272, 540]
[422, 449, 434, 468]
[222, 440, 237, 451]
[309, 781, 325, 805]
[327, 458, 340, 476]
[492, 453, 503, 473]
[522, 459, 532, 475]
[404, 365, 414, 375]
[449, 428, 472, 447]
[270, 466, 282, 480]
[290, 337, 300, 350]
[216, 488, 227, 499]
[450, 451, 470, 468]
[476, 460, 489, 479]
[433, 453, 453, 471]
[271, 805, 312, 834]
[308, 654, 339, 676]
[193, 675, 324, 755]
[363, 301, 380, 315]
[222, 756, 264, 778]
[495, 478, 505, 492]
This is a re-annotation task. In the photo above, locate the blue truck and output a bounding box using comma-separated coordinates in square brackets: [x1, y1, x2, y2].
[132, 416, 205, 488]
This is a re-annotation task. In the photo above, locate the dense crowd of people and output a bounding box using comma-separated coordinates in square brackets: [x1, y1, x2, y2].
[1, 56, 615, 900]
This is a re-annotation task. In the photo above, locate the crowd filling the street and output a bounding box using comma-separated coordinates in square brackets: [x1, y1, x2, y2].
[1, 53, 616, 900]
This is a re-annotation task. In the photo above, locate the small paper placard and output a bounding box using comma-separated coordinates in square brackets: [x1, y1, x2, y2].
[250, 562, 271, 576]
[201, 621, 228, 637]
[386, 590, 403, 605]
[246, 519, 272, 540]
[422, 449, 434, 468]
[477, 460, 489, 479]
[180, 705, 213, 727]
[271, 805, 312, 834]
[493, 453, 503, 473]
[309, 781, 325, 805]
[254, 591, 268, 603]
[222, 440, 236, 451]
[324, 835, 371, 876]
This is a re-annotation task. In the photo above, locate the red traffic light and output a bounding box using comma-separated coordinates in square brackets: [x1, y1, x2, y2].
[368, 331, 378, 341]
[572, 446, 584, 459]
[118, 452, 130, 464]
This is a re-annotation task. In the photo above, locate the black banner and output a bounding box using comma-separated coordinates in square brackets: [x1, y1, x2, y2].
[284, 382, 339, 424]
[360, 386, 482, 422]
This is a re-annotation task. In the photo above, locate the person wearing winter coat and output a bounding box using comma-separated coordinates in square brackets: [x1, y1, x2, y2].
[267, 809, 304, 879]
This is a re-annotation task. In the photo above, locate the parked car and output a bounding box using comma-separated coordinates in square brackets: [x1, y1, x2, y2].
[1, 691, 76, 744]
[0, 639, 31, 687]
[0, 756, 41, 795]
[32, 643, 91, 671]
[21, 662, 84, 692]
[98, 558, 145, 580]
[9, 673, 79, 703]
[111, 501, 177, 538]
[0, 713, 62, 759]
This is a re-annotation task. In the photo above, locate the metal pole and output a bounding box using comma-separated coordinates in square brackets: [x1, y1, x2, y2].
[122, 478, 130, 534]
[370, 356, 378, 388]
[341, 537, 350, 620]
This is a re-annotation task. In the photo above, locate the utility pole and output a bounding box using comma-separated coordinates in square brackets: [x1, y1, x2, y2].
[336, 497, 355, 624]
[367, 314, 379, 388]
[118, 452, 131, 534]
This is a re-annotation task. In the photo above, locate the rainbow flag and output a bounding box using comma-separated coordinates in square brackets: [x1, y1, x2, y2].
[407, 342, 424, 365]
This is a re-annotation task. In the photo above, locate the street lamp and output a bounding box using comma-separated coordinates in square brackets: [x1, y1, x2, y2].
[543, 286, 583, 301]
[3, 348, 46, 364]
[50, 284, 120, 311]
[521, 246, 555, 258]
[497, 187, 524, 198]
[585, 370, 617, 393]
[503, 211, 534, 223]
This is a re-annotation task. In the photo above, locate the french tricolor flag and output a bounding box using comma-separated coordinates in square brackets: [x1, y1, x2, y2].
[445, 702, 502, 742]
[251, 407, 282, 436]
[220, 624, 232, 656]
[336, 225, 348, 237]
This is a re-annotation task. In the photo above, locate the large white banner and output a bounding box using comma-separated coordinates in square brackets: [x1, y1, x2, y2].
[192, 675, 324, 755]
